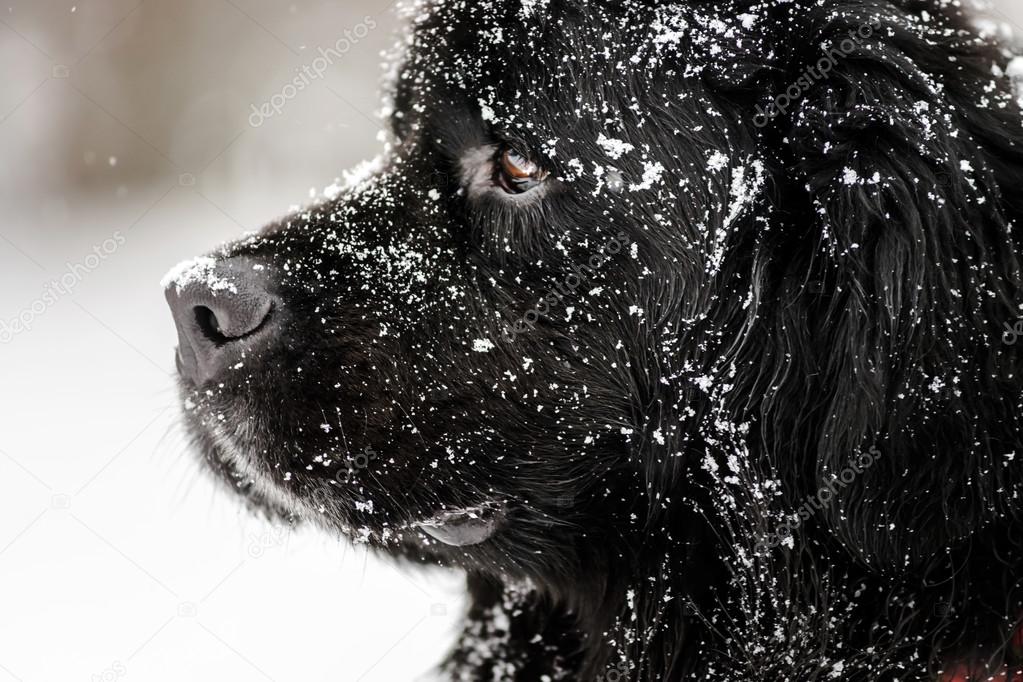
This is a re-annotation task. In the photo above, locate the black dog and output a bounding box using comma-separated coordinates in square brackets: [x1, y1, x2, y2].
[165, 1, 1023, 679]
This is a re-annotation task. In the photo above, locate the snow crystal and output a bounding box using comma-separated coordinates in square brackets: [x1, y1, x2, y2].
[707, 151, 729, 171]
[693, 376, 714, 393]
[650, 6, 689, 50]
[472, 339, 495, 353]
[1008, 56, 1023, 99]
[724, 160, 766, 230]
[161, 256, 238, 295]
[597, 134, 635, 160]
[519, 0, 550, 19]
[341, 155, 385, 194]
[629, 161, 665, 191]
[323, 181, 344, 200]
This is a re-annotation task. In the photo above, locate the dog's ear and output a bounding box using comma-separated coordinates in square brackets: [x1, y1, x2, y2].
[754, 1, 1023, 570]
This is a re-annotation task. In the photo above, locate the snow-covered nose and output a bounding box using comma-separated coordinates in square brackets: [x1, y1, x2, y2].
[163, 256, 276, 386]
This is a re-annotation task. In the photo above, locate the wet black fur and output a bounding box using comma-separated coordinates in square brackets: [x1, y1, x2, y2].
[175, 1, 1023, 679]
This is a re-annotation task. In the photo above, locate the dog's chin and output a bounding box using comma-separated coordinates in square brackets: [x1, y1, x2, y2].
[193, 429, 304, 527]
[189, 409, 507, 550]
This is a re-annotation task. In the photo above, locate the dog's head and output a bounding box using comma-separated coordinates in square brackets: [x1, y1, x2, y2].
[166, 0, 1023, 601]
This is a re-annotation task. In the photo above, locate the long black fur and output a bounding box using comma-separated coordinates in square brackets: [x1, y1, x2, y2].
[171, 0, 1023, 679]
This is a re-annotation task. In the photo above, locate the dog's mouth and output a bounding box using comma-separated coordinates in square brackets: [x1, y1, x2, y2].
[196, 412, 508, 548]
[412, 502, 506, 547]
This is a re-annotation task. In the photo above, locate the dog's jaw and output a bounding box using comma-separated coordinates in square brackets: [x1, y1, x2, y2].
[184, 385, 513, 551]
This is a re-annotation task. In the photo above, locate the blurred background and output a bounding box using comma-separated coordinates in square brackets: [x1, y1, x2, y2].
[0, 1, 1021, 681]
[0, 2, 464, 681]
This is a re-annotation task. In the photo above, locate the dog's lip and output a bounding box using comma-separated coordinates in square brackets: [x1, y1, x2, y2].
[413, 502, 505, 547]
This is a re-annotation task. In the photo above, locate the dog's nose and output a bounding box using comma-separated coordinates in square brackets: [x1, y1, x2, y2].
[164, 256, 275, 386]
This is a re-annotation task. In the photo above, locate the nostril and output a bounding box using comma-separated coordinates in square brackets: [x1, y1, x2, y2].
[194, 306, 230, 347]
[193, 300, 273, 347]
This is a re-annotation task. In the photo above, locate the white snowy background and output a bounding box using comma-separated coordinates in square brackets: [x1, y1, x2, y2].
[0, 1, 1020, 681]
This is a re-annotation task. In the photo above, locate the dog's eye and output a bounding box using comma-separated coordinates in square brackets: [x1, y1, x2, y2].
[495, 146, 547, 194]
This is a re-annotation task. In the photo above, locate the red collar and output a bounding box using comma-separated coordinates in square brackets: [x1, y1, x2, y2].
[941, 669, 1023, 681]
[939, 621, 1023, 681]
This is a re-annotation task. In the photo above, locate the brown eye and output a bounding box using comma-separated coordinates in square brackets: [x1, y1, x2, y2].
[496, 147, 547, 194]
